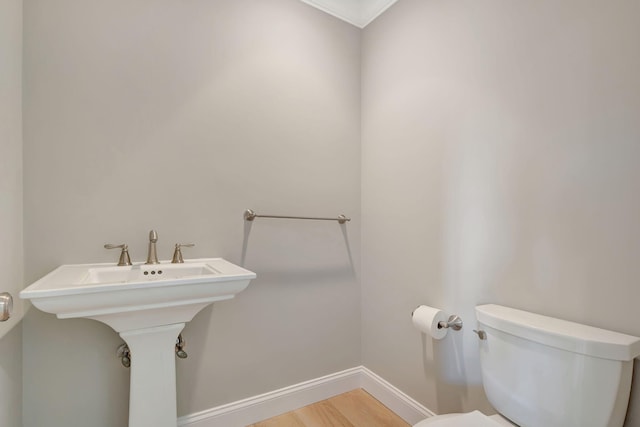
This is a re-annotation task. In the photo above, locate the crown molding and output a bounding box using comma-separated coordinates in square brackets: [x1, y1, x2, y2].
[300, 0, 398, 28]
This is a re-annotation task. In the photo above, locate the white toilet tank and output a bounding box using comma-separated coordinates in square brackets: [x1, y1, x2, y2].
[476, 304, 640, 427]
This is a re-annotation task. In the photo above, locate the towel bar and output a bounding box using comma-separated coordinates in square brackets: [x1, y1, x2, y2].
[243, 209, 350, 224]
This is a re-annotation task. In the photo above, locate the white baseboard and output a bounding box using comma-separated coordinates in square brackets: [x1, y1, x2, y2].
[178, 366, 434, 427]
[358, 367, 435, 424]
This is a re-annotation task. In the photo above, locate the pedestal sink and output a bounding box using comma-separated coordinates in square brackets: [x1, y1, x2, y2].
[20, 258, 256, 427]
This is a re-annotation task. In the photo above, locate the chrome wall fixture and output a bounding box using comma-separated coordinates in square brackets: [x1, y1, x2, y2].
[0, 292, 13, 322]
[175, 334, 187, 359]
[117, 343, 132, 368]
[116, 333, 188, 368]
[244, 209, 350, 224]
[437, 315, 463, 331]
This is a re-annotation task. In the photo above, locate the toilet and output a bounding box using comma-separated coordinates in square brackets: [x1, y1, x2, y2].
[414, 304, 640, 427]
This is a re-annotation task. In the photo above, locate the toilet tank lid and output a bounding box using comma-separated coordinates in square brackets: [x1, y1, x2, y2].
[476, 304, 640, 361]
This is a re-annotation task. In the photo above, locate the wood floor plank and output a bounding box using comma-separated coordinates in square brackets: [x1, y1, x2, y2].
[294, 399, 354, 427]
[250, 411, 306, 427]
[247, 388, 410, 427]
[327, 389, 410, 427]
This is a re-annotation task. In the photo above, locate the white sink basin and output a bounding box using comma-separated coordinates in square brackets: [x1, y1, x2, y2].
[20, 258, 256, 332]
[83, 263, 217, 285]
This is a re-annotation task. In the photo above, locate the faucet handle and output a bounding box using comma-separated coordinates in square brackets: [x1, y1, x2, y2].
[104, 244, 132, 266]
[172, 243, 195, 264]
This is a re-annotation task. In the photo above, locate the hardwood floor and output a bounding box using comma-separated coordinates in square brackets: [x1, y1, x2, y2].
[248, 389, 411, 427]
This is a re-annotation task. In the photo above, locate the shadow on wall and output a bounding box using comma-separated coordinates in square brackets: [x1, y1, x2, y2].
[420, 329, 493, 415]
[240, 211, 356, 276]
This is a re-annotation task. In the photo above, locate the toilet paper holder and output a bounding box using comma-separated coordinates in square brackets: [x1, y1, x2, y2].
[437, 315, 463, 331]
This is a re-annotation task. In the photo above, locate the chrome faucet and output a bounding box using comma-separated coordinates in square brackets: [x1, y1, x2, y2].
[172, 243, 195, 263]
[104, 243, 132, 266]
[145, 230, 159, 264]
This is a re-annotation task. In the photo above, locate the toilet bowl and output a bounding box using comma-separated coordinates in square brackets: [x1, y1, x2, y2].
[413, 411, 516, 426]
[412, 304, 640, 427]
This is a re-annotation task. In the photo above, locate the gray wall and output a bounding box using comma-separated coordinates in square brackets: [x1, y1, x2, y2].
[0, 326, 22, 427]
[0, 0, 23, 425]
[21, 0, 640, 425]
[22, 1, 361, 426]
[361, 0, 640, 422]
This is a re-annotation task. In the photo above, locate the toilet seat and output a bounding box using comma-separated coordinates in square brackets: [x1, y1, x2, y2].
[413, 411, 517, 427]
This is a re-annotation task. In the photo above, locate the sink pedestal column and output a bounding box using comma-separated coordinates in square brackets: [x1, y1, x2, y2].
[120, 323, 185, 427]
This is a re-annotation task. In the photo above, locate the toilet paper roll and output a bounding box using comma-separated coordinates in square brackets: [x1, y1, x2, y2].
[412, 305, 449, 340]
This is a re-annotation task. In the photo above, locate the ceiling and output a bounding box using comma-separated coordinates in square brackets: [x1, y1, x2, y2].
[299, 0, 399, 28]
